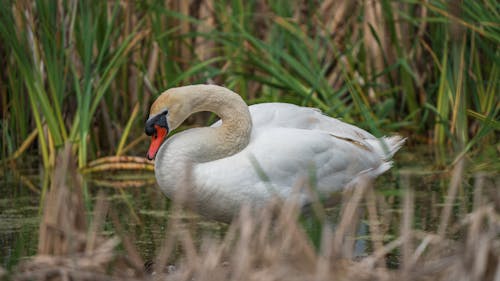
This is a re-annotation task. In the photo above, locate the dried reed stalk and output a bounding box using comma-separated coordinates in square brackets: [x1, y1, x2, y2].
[194, 0, 215, 62]
[363, 0, 388, 99]
[12, 145, 499, 281]
[438, 156, 464, 236]
[37, 144, 87, 256]
[401, 176, 414, 279]
[14, 143, 145, 281]
[82, 156, 154, 174]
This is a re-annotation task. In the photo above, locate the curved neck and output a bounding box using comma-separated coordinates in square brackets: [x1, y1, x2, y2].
[194, 85, 252, 151]
[156, 84, 252, 167]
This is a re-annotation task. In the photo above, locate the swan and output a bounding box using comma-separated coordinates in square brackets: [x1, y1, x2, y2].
[145, 85, 405, 222]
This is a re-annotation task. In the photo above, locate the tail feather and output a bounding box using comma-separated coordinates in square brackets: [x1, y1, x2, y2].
[366, 135, 406, 161]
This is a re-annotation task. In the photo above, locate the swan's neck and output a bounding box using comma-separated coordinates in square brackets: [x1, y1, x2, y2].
[185, 86, 252, 161]
[155, 85, 252, 194]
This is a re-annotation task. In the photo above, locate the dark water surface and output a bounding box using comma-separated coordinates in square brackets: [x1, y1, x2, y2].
[1, 147, 498, 269]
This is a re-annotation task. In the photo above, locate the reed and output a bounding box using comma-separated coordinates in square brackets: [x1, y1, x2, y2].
[0, 0, 146, 168]
[0, 0, 497, 168]
[9, 143, 499, 281]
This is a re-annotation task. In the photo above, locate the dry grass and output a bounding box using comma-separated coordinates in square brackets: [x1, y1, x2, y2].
[11, 146, 500, 281]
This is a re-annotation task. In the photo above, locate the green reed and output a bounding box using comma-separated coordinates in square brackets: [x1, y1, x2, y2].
[427, 0, 499, 148]
[0, 0, 498, 168]
[0, 0, 144, 168]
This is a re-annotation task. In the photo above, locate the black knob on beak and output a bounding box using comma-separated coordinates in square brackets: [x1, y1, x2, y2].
[145, 124, 155, 136]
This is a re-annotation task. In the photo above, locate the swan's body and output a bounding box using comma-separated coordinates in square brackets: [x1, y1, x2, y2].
[146, 85, 404, 222]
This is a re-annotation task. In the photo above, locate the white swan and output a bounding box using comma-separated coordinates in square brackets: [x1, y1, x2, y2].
[145, 85, 405, 222]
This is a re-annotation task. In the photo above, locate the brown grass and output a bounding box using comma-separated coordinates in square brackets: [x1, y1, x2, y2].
[11, 146, 500, 281]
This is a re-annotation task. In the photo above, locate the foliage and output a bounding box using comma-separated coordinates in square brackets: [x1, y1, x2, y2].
[0, 0, 498, 167]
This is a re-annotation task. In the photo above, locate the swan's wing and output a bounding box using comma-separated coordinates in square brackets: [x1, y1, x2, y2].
[212, 102, 405, 161]
[212, 102, 378, 142]
[194, 127, 386, 203]
[247, 103, 376, 137]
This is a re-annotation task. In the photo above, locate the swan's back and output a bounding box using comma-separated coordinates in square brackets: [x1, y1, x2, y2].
[212, 102, 405, 160]
[246, 103, 375, 138]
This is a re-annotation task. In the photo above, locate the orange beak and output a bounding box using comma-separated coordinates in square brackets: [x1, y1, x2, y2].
[146, 125, 168, 160]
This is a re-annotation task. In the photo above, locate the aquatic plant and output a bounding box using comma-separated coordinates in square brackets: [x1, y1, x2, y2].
[0, 0, 498, 169]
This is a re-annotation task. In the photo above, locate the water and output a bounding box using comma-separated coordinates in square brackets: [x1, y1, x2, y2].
[1, 148, 498, 270]
[0, 165, 229, 269]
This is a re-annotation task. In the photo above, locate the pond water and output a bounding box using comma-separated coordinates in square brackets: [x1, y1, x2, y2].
[1, 147, 498, 270]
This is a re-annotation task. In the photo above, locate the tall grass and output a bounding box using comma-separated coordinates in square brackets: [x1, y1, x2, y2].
[0, 0, 146, 168]
[0, 0, 498, 167]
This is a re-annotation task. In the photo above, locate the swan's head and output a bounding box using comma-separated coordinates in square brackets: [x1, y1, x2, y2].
[145, 88, 193, 160]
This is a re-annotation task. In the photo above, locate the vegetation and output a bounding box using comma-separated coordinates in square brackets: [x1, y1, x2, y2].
[0, 1, 498, 279]
[0, 0, 498, 168]
[7, 144, 500, 281]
